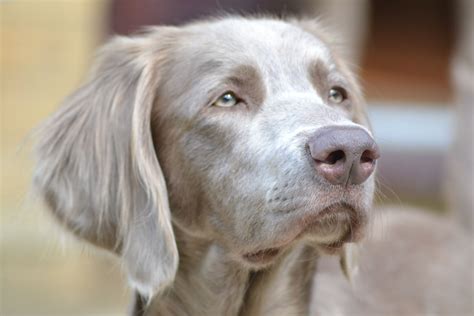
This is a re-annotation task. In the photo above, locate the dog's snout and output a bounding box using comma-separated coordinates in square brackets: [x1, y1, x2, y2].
[308, 126, 380, 186]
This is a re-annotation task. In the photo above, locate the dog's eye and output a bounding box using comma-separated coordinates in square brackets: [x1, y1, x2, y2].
[213, 92, 239, 107]
[328, 87, 347, 104]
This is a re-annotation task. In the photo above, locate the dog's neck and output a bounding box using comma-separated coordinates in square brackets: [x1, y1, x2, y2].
[137, 225, 319, 316]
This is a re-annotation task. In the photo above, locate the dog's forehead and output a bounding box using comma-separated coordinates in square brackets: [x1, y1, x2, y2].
[170, 18, 340, 98]
[185, 18, 334, 69]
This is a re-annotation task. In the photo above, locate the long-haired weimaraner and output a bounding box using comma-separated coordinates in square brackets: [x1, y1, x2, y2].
[33, 16, 473, 315]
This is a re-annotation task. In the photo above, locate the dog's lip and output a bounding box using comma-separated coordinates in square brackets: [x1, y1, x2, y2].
[243, 247, 281, 264]
[314, 229, 357, 255]
[242, 202, 364, 263]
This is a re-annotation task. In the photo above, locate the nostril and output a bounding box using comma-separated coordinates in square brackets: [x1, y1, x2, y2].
[348, 147, 380, 185]
[360, 147, 380, 165]
[360, 150, 375, 164]
[319, 150, 346, 165]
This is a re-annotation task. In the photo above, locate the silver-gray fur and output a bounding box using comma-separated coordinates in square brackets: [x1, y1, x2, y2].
[33, 16, 473, 316]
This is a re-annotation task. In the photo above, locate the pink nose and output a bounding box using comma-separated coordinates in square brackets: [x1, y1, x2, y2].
[308, 126, 380, 186]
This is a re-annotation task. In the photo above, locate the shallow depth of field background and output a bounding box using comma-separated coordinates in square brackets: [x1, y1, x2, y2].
[1, 0, 472, 315]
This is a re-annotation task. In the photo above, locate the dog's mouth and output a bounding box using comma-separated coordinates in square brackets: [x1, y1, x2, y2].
[242, 203, 365, 265]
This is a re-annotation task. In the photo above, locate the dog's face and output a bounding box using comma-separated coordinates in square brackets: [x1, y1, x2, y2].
[154, 18, 377, 267]
[34, 17, 378, 297]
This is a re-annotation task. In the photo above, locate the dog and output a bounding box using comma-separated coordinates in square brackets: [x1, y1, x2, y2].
[33, 16, 472, 315]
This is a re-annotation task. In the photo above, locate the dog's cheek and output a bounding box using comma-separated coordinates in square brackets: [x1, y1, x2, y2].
[151, 123, 208, 235]
[162, 124, 239, 232]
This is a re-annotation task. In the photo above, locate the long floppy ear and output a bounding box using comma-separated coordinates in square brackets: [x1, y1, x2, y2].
[33, 28, 179, 298]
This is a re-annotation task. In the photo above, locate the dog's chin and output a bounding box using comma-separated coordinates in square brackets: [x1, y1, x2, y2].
[241, 247, 283, 268]
[304, 203, 366, 255]
[240, 203, 366, 267]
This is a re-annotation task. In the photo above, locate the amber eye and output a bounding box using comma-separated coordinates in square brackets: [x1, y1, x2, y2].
[328, 87, 347, 104]
[213, 91, 239, 107]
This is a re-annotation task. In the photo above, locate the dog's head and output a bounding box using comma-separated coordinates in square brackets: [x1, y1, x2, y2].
[34, 17, 378, 298]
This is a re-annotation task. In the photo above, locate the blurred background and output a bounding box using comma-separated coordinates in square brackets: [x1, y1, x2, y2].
[1, 0, 472, 315]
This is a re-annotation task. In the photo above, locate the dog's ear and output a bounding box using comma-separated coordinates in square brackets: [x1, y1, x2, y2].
[33, 28, 179, 298]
